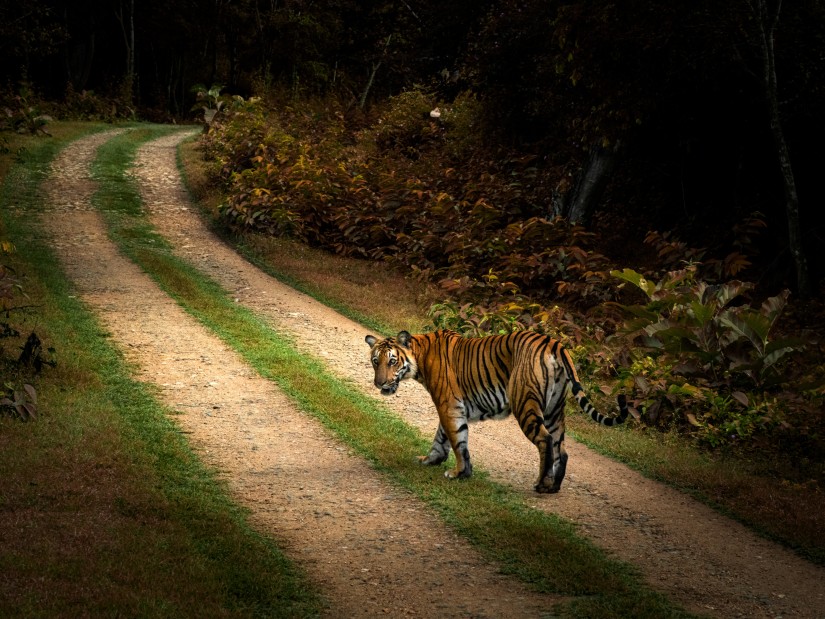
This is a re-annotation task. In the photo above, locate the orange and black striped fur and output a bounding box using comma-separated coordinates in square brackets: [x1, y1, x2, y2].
[365, 329, 628, 493]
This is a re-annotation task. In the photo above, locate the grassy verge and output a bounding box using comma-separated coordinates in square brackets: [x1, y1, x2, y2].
[102, 128, 694, 617]
[178, 136, 825, 566]
[0, 124, 323, 617]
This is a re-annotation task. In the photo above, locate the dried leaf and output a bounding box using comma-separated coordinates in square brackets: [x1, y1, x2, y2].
[731, 391, 749, 407]
[646, 399, 662, 422]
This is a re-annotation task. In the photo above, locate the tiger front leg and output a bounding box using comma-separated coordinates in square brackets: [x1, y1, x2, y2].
[439, 404, 473, 480]
[418, 424, 450, 466]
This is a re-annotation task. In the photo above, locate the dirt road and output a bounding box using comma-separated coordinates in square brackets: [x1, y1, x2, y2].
[41, 127, 825, 618]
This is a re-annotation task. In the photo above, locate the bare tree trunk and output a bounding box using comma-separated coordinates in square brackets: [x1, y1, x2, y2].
[359, 34, 392, 110]
[754, 0, 810, 296]
[115, 0, 136, 104]
[359, 60, 382, 110]
[63, 8, 96, 91]
[561, 141, 618, 226]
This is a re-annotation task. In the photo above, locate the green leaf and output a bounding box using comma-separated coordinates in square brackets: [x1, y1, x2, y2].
[759, 339, 802, 374]
[689, 299, 715, 326]
[667, 382, 705, 400]
[623, 306, 661, 323]
[611, 268, 656, 297]
[719, 310, 769, 355]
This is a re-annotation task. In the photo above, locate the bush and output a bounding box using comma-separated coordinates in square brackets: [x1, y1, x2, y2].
[609, 266, 814, 445]
[208, 91, 624, 315]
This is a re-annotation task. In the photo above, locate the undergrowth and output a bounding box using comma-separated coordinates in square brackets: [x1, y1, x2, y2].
[200, 90, 825, 462]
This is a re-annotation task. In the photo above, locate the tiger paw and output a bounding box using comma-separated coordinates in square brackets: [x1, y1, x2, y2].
[534, 480, 561, 494]
[444, 466, 472, 479]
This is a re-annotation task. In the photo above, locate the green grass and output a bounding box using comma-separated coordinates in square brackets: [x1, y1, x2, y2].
[93, 126, 695, 617]
[0, 124, 323, 617]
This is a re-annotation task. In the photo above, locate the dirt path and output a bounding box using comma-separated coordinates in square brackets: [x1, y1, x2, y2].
[43, 127, 825, 618]
[43, 129, 565, 617]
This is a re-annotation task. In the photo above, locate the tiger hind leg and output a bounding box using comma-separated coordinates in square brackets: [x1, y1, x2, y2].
[513, 386, 568, 493]
[510, 398, 557, 493]
[532, 432, 567, 493]
[544, 432, 568, 493]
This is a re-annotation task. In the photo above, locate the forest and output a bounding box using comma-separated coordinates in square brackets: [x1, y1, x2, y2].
[2, 1, 824, 452]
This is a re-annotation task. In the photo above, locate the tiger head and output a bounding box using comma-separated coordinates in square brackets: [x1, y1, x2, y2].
[365, 331, 418, 396]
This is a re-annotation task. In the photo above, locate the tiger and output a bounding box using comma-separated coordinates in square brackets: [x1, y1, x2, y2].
[365, 329, 628, 493]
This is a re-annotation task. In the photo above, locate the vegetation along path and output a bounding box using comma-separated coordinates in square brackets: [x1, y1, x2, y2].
[40, 126, 825, 618]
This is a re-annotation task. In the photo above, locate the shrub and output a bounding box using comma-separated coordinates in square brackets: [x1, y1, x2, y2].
[609, 266, 806, 444]
[1, 85, 52, 135]
[362, 86, 440, 155]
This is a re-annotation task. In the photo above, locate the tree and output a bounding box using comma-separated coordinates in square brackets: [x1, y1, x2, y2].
[115, 0, 135, 104]
[0, 0, 66, 85]
[751, 0, 810, 297]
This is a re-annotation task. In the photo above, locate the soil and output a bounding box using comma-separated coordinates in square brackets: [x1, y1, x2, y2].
[41, 127, 825, 618]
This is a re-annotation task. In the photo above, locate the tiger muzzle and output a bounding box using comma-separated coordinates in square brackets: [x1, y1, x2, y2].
[376, 379, 398, 395]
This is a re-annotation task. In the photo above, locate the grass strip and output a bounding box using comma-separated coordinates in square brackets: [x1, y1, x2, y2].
[1, 123, 322, 617]
[94, 125, 696, 618]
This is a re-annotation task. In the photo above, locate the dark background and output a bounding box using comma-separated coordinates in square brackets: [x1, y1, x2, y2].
[3, 0, 823, 296]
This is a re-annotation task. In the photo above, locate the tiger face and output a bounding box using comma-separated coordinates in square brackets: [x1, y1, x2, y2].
[365, 332, 418, 396]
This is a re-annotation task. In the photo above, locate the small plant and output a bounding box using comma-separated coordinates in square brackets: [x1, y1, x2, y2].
[1, 383, 37, 420]
[191, 83, 230, 128]
[427, 298, 585, 343]
[1, 243, 24, 356]
[364, 86, 440, 155]
[643, 211, 767, 282]
[1, 244, 54, 421]
[428, 300, 525, 337]
[2, 85, 52, 136]
[18, 331, 56, 372]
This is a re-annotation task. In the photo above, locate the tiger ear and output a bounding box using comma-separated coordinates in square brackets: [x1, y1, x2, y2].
[365, 335, 378, 347]
[397, 331, 412, 347]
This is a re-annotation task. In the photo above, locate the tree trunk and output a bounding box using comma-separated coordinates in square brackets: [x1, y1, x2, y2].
[755, 0, 810, 297]
[115, 0, 136, 104]
[359, 34, 392, 110]
[562, 142, 618, 226]
[359, 60, 382, 110]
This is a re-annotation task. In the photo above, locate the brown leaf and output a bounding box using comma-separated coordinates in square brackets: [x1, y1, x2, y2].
[731, 391, 749, 407]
